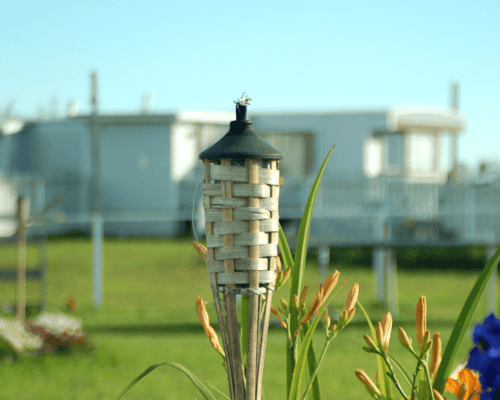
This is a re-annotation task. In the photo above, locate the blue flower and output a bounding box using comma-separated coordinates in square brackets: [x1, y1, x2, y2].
[467, 314, 500, 398]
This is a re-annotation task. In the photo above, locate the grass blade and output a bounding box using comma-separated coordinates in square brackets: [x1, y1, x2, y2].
[115, 361, 217, 400]
[433, 248, 500, 393]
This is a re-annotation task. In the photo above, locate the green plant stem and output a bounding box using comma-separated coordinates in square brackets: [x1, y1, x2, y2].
[379, 351, 409, 400]
[421, 361, 435, 400]
[300, 321, 322, 400]
[289, 316, 322, 400]
[240, 294, 249, 365]
[287, 316, 294, 400]
[410, 359, 425, 400]
[301, 335, 333, 400]
[387, 353, 413, 391]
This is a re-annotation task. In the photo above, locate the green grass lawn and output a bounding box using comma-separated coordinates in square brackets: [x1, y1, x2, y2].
[0, 238, 498, 399]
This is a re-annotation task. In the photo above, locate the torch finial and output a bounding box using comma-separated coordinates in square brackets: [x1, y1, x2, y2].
[234, 93, 252, 121]
[234, 92, 252, 107]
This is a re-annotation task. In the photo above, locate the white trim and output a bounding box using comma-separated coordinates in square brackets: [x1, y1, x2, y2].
[176, 110, 233, 124]
[387, 106, 466, 133]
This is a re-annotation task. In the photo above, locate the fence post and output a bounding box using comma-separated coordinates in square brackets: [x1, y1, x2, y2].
[39, 236, 48, 311]
[466, 184, 476, 242]
[373, 176, 399, 315]
[16, 196, 29, 322]
[373, 248, 385, 303]
[92, 213, 104, 308]
[385, 248, 398, 318]
[486, 245, 498, 315]
[373, 177, 388, 304]
[318, 246, 330, 284]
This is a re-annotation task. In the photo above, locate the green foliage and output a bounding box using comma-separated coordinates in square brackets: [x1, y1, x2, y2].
[353, 248, 500, 400]
[433, 247, 500, 393]
[3, 145, 499, 400]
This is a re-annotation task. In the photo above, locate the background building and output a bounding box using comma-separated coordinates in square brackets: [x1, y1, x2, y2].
[1, 104, 499, 245]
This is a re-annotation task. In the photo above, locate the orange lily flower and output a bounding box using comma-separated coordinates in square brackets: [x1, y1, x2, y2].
[445, 367, 481, 400]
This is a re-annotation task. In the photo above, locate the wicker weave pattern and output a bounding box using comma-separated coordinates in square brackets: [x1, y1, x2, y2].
[203, 161, 280, 289]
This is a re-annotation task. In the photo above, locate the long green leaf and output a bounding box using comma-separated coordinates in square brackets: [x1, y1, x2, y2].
[279, 223, 294, 273]
[287, 146, 335, 397]
[433, 248, 500, 393]
[289, 316, 322, 400]
[280, 223, 296, 397]
[207, 381, 231, 399]
[115, 361, 217, 400]
[289, 146, 335, 316]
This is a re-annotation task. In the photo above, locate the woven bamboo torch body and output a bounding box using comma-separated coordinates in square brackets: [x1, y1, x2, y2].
[199, 95, 284, 400]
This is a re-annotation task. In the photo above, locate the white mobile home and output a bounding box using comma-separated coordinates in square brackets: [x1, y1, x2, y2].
[2, 104, 491, 244]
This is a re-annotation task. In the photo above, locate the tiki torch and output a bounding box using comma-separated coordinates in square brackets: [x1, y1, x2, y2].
[199, 95, 284, 400]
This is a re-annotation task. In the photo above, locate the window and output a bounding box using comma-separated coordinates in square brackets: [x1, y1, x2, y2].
[171, 124, 197, 182]
[383, 133, 403, 174]
[407, 132, 437, 174]
[363, 138, 383, 178]
[259, 132, 314, 177]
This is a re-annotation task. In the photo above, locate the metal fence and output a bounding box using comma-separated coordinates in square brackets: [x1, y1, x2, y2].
[305, 174, 500, 246]
[1, 171, 500, 246]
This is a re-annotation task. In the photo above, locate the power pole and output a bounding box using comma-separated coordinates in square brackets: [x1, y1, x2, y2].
[89, 70, 103, 308]
[450, 82, 459, 171]
[90, 70, 100, 212]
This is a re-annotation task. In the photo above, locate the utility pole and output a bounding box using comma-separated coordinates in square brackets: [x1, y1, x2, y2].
[90, 70, 100, 211]
[89, 70, 103, 308]
[450, 82, 459, 171]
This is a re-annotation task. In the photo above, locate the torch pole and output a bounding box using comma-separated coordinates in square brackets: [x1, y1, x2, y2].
[246, 159, 260, 399]
[221, 159, 245, 400]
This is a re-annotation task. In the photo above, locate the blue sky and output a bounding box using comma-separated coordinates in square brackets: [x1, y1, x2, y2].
[1, 0, 499, 169]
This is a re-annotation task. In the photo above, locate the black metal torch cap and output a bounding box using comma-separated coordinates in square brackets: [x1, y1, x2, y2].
[199, 95, 284, 161]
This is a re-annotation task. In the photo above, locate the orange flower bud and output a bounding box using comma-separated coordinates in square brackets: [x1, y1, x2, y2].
[271, 306, 286, 329]
[295, 285, 323, 336]
[196, 296, 224, 357]
[344, 283, 359, 313]
[193, 242, 208, 262]
[398, 327, 413, 352]
[299, 286, 308, 308]
[281, 267, 292, 284]
[430, 333, 442, 382]
[416, 296, 427, 350]
[321, 270, 340, 304]
[381, 312, 392, 351]
[432, 389, 446, 400]
[355, 369, 382, 399]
